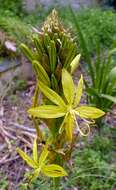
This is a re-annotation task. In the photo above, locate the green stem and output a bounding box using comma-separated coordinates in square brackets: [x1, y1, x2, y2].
[53, 178, 60, 190]
[33, 118, 44, 141]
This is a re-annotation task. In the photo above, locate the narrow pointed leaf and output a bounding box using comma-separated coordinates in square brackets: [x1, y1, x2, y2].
[70, 54, 81, 74]
[28, 105, 66, 118]
[33, 138, 38, 163]
[101, 94, 116, 103]
[76, 106, 105, 119]
[42, 164, 68, 177]
[20, 43, 34, 62]
[62, 69, 74, 105]
[17, 148, 37, 168]
[108, 66, 116, 82]
[74, 75, 83, 106]
[32, 60, 50, 86]
[38, 81, 66, 107]
[39, 147, 49, 167]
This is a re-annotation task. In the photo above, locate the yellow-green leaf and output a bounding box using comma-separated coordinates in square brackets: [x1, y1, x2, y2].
[20, 43, 34, 62]
[62, 69, 74, 105]
[74, 75, 83, 107]
[32, 60, 50, 86]
[28, 105, 66, 118]
[38, 81, 66, 107]
[39, 147, 49, 167]
[70, 54, 81, 74]
[17, 148, 38, 168]
[42, 164, 68, 177]
[33, 138, 38, 163]
[76, 106, 105, 119]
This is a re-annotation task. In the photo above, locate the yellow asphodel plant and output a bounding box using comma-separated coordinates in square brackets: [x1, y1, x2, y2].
[28, 69, 105, 141]
[17, 138, 67, 182]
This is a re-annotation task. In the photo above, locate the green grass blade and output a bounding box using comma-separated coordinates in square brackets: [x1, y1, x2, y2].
[69, 6, 95, 85]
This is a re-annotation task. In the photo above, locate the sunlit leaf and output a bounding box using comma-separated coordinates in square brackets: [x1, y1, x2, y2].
[70, 54, 81, 74]
[28, 105, 66, 118]
[42, 164, 68, 177]
[39, 147, 49, 167]
[76, 106, 105, 119]
[74, 75, 83, 106]
[62, 69, 74, 105]
[38, 81, 66, 107]
[33, 138, 38, 163]
[17, 148, 38, 168]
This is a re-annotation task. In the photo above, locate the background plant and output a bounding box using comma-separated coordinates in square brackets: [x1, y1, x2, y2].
[59, 7, 116, 55]
[70, 7, 116, 115]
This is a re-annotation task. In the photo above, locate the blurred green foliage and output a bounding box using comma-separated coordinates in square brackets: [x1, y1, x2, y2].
[0, 4, 116, 55]
[65, 8, 116, 55]
[0, 0, 26, 17]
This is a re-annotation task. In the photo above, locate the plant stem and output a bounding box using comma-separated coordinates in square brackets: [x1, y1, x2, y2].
[53, 178, 60, 190]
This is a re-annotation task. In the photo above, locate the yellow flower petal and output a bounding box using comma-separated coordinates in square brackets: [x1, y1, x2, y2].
[38, 81, 66, 107]
[70, 54, 81, 74]
[30, 168, 41, 182]
[39, 147, 49, 167]
[33, 138, 38, 163]
[64, 113, 74, 141]
[62, 69, 75, 105]
[17, 148, 38, 169]
[74, 75, 83, 107]
[76, 106, 105, 119]
[28, 105, 66, 118]
[41, 164, 68, 177]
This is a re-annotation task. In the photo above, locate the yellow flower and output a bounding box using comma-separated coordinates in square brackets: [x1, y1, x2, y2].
[17, 138, 67, 181]
[28, 69, 105, 141]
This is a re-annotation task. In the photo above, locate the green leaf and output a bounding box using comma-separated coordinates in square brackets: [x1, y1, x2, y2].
[38, 81, 66, 107]
[101, 94, 116, 103]
[51, 40, 56, 73]
[70, 54, 81, 74]
[20, 43, 34, 62]
[17, 148, 38, 168]
[109, 48, 116, 56]
[32, 60, 50, 86]
[28, 105, 66, 118]
[86, 87, 99, 97]
[51, 73, 58, 91]
[42, 164, 68, 177]
[69, 7, 95, 85]
[33, 35, 43, 54]
[74, 75, 83, 106]
[108, 66, 116, 82]
[33, 138, 38, 163]
[76, 106, 105, 119]
[62, 69, 74, 105]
